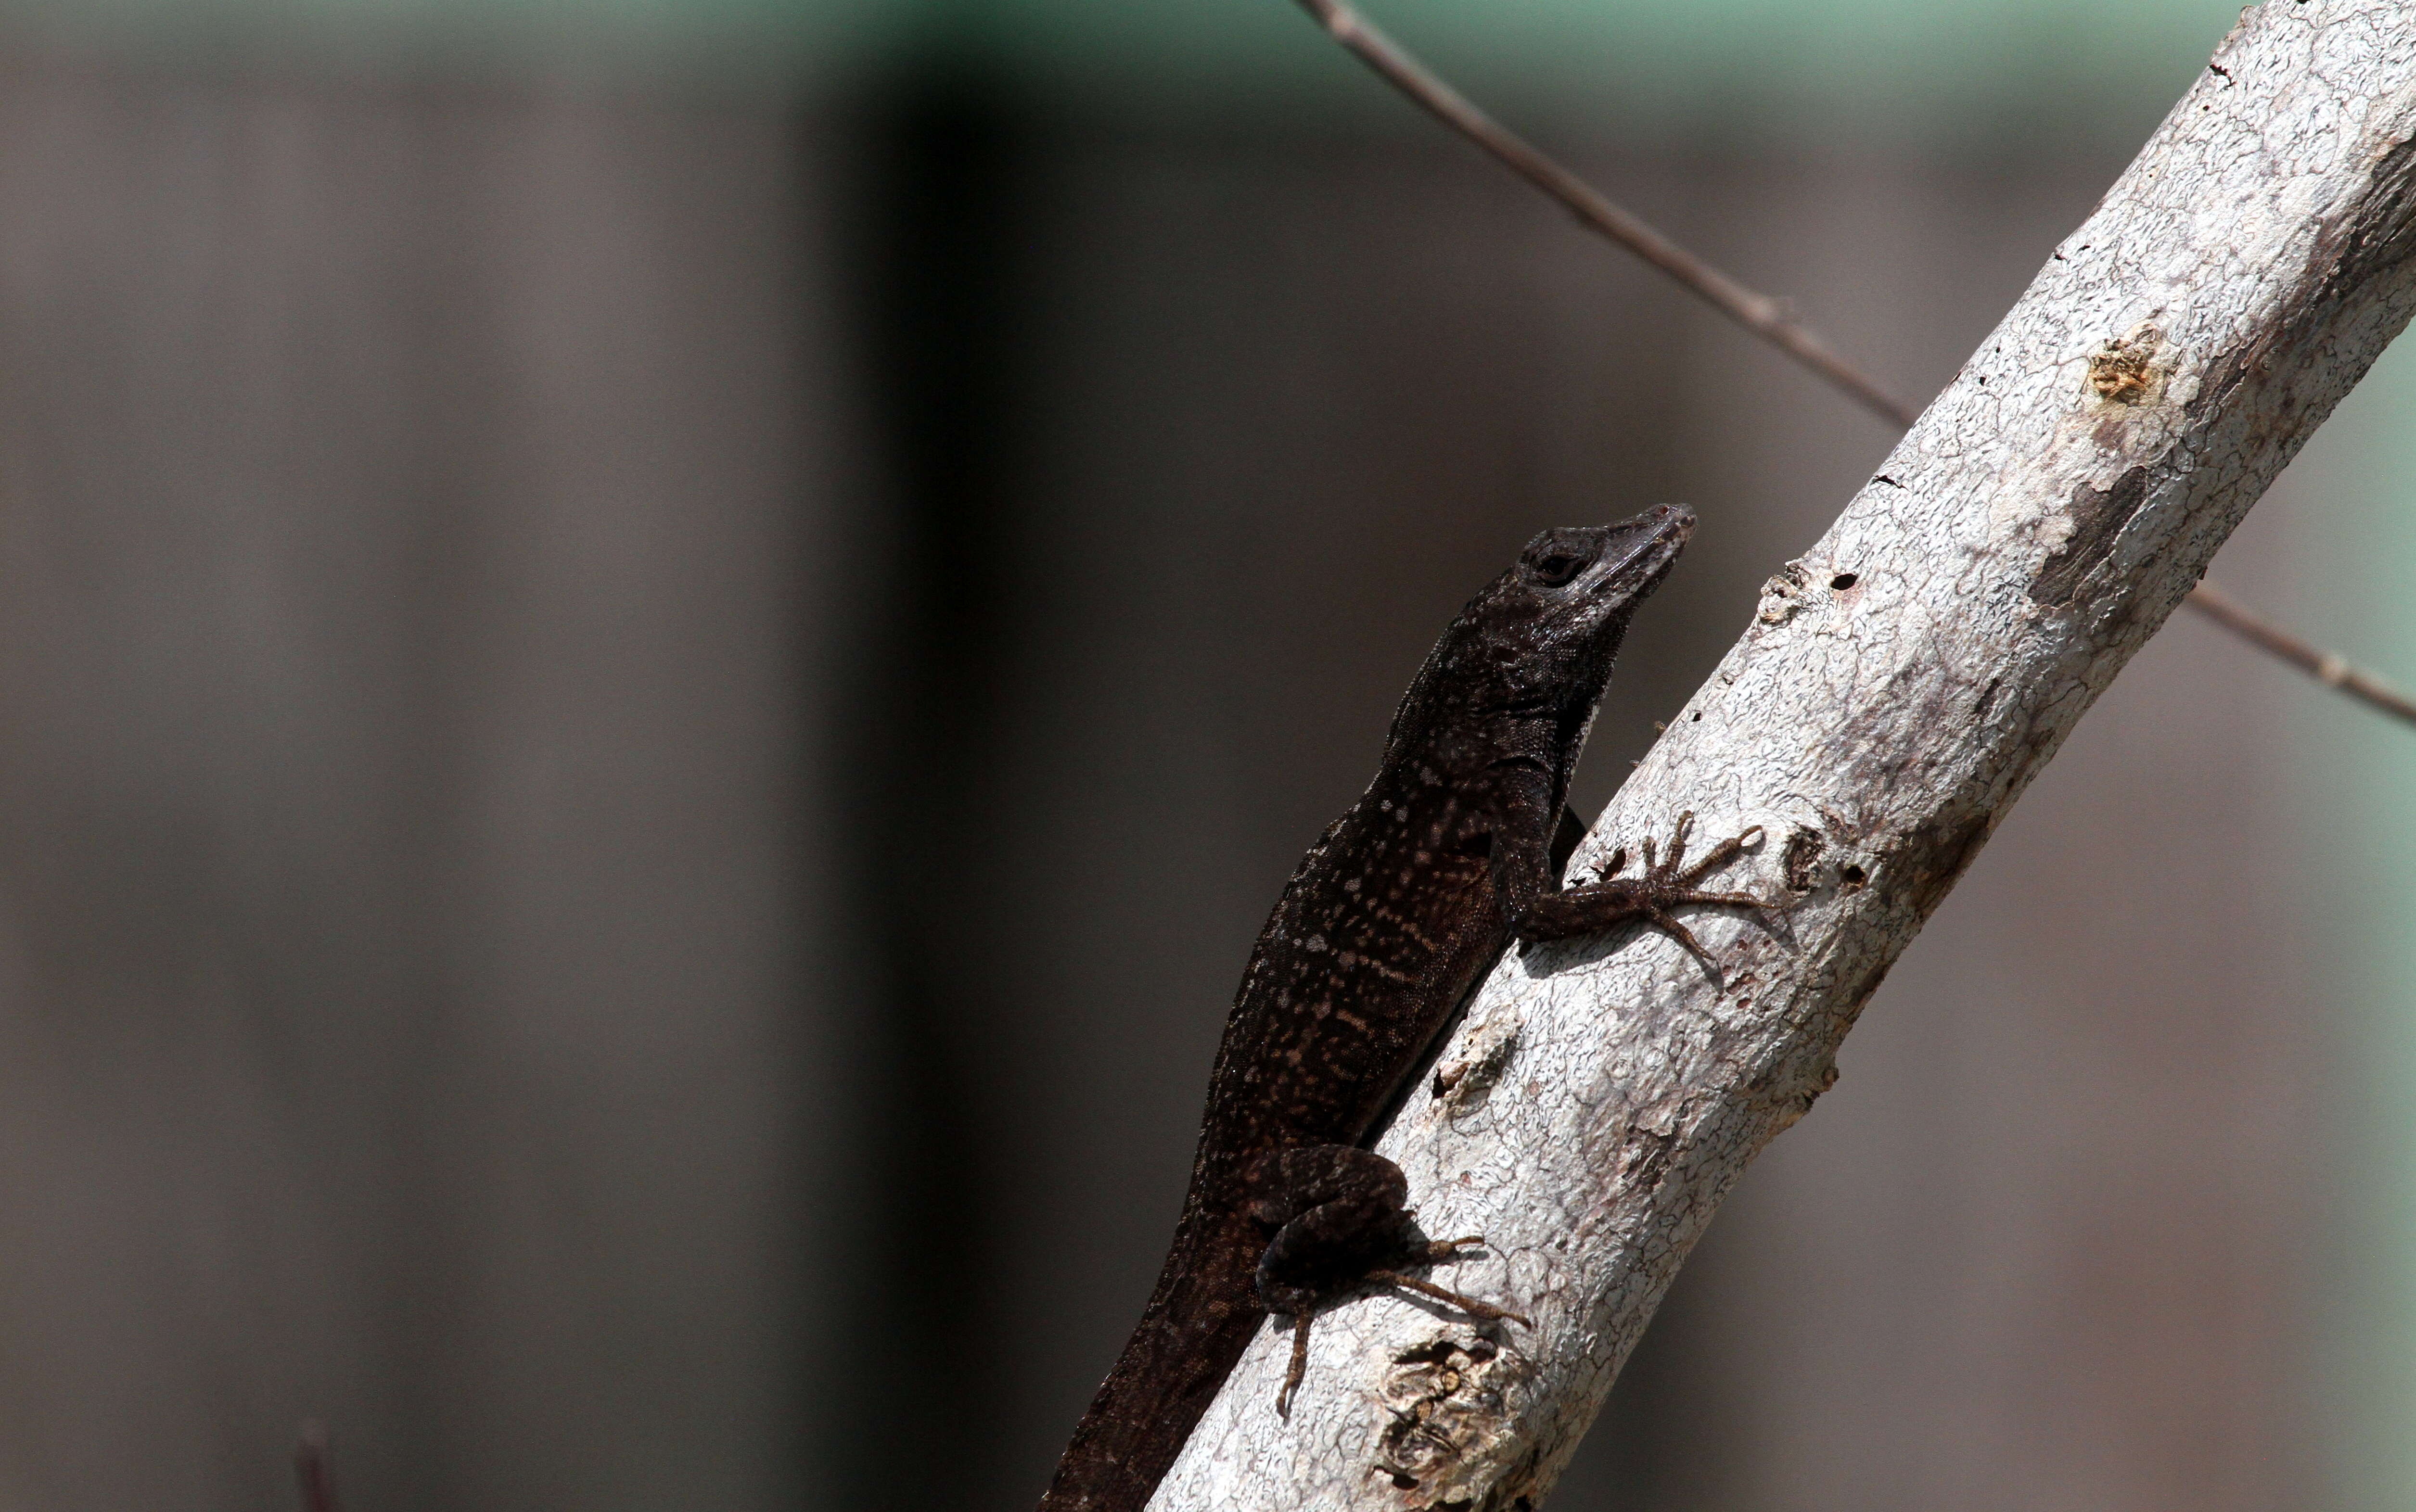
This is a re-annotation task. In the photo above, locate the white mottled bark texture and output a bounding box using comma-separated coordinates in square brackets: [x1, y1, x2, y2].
[1151, 5, 2416, 1508]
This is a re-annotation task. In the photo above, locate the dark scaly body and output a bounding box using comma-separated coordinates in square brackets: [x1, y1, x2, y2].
[1039, 784, 1504, 1512]
[1043, 505, 1758, 1512]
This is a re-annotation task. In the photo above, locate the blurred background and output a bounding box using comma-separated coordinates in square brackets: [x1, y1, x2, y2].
[0, 0, 2407, 1509]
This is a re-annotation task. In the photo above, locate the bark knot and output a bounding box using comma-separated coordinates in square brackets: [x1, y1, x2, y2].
[1780, 827, 1826, 894]
[2085, 321, 2166, 405]
[1755, 560, 1812, 626]
[1433, 1016, 1521, 1111]
[1372, 1335, 1525, 1506]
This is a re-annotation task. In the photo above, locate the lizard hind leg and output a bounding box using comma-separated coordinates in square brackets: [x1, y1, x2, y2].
[1246, 1145, 1524, 1414]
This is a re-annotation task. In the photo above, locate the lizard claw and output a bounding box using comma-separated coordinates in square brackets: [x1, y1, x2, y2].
[1273, 1235, 1518, 1419]
[1419, 1233, 1487, 1261]
[1277, 1311, 1313, 1418]
[1368, 1269, 1531, 1327]
[1519, 811, 1788, 982]
[1643, 905, 1715, 975]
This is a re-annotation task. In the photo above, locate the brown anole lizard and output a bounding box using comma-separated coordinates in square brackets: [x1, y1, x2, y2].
[1040, 504, 1778, 1511]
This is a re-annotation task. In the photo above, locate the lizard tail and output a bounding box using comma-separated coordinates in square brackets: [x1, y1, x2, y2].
[1039, 1212, 1266, 1512]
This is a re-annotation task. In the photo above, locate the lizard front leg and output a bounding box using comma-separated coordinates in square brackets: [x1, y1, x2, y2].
[1240, 1145, 1527, 1415]
[1519, 810, 1784, 975]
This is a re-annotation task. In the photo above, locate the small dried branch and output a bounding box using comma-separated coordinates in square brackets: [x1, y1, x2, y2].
[1294, 0, 1919, 429]
[1293, 0, 2416, 731]
[2183, 579, 2416, 722]
[294, 1423, 342, 1512]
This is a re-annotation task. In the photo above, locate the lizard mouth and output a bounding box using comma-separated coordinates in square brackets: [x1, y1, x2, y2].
[1584, 503, 1694, 600]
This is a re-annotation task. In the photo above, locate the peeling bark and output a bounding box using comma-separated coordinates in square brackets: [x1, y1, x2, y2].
[1150, 5, 2416, 1507]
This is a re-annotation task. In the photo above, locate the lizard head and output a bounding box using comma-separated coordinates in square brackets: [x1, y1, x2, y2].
[1385, 503, 1695, 767]
[1509, 504, 1694, 623]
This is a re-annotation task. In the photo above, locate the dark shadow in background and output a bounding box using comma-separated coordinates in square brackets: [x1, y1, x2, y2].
[831, 68, 1037, 1511]
[821, 70, 1740, 1509]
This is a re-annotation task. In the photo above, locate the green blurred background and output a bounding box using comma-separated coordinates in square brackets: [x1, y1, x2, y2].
[0, 0, 2259, 122]
[0, 0, 2404, 1508]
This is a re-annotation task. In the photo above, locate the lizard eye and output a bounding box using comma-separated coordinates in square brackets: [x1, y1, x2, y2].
[1528, 550, 1588, 587]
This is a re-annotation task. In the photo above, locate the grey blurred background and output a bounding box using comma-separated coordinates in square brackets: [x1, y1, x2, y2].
[0, 1, 2409, 1510]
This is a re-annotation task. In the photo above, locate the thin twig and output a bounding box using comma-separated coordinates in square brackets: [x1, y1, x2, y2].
[2184, 579, 2416, 722]
[1295, 0, 1918, 429]
[294, 1423, 342, 1512]
[1293, 0, 2416, 731]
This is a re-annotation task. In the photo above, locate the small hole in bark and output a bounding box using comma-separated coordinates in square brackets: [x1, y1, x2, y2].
[1689, 711, 1701, 722]
[1839, 864, 1867, 888]
[1830, 572, 1857, 590]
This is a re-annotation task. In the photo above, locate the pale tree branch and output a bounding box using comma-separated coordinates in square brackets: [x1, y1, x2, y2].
[1293, 0, 2416, 731]
[1153, 6, 2416, 1507]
